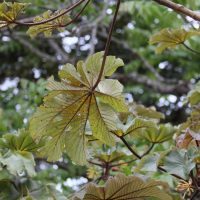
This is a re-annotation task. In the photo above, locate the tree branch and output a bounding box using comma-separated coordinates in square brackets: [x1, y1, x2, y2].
[110, 72, 192, 95]
[98, 30, 178, 84]
[152, 0, 200, 22]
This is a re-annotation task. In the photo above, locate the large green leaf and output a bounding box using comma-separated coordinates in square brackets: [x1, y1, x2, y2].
[0, 2, 30, 28]
[30, 52, 128, 165]
[0, 129, 48, 152]
[164, 148, 198, 179]
[138, 123, 177, 143]
[0, 150, 36, 177]
[81, 173, 172, 200]
[27, 10, 71, 37]
[149, 28, 199, 54]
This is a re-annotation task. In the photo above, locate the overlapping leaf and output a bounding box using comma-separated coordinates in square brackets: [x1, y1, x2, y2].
[115, 114, 157, 138]
[27, 10, 71, 38]
[0, 129, 48, 153]
[0, 2, 30, 29]
[176, 131, 193, 150]
[0, 150, 36, 177]
[133, 146, 176, 173]
[137, 123, 177, 143]
[30, 51, 128, 165]
[79, 173, 172, 200]
[149, 28, 199, 54]
[164, 148, 198, 179]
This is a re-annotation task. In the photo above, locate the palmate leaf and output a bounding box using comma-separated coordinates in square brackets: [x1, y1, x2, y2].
[137, 123, 177, 143]
[92, 149, 135, 163]
[0, 129, 48, 152]
[149, 28, 199, 54]
[0, 2, 30, 29]
[78, 173, 172, 200]
[30, 51, 128, 165]
[164, 148, 198, 179]
[27, 10, 71, 38]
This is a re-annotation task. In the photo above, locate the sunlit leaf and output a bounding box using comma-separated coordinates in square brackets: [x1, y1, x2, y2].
[27, 10, 71, 38]
[164, 148, 198, 179]
[30, 52, 127, 165]
[0, 129, 48, 152]
[82, 173, 172, 200]
[0, 2, 30, 29]
[0, 150, 36, 177]
[138, 123, 177, 143]
[149, 28, 199, 54]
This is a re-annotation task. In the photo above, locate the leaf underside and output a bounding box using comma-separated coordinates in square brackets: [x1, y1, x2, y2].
[30, 51, 128, 165]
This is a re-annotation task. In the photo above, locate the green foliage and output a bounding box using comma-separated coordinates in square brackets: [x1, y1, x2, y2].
[27, 10, 71, 38]
[0, 1, 30, 28]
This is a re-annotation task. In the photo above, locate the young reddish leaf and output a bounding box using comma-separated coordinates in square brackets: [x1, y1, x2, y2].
[0, 2, 30, 28]
[29, 52, 128, 165]
[149, 28, 199, 54]
[176, 131, 193, 150]
[83, 173, 172, 200]
[27, 10, 71, 38]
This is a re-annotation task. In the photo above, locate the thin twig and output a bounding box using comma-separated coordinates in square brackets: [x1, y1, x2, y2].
[190, 170, 199, 190]
[92, 0, 121, 90]
[141, 143, 155, 157]
[88, 160, 102, 167]
[190, 190, 199, 200]
[120, 136, 184, 180]
[60, 0, 91, 27]
[67, 176, 101, 199]
[13, 0, 86, 26]
[183, 43, 200, 55]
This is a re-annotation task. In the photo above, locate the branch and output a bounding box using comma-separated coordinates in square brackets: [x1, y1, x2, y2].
[88, 160, 102, 167]
[47, 38, 69, 62]
[92, 0, 121, 90]
[190, 190, 199, 200]
[120, 136, 185, 180]
[14, 0, 86, 26]
[98, 30, 177, 84]
[67, 176, 102, 199]
[152, 0, 200, 22]
[11, 35, 68, 64]
[110, 72, 192, 96]
[183, 43, 200, 55]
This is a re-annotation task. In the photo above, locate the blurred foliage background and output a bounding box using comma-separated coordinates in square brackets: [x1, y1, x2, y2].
[1, 0, 200, 198]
